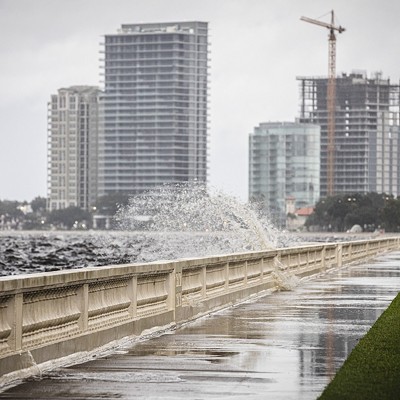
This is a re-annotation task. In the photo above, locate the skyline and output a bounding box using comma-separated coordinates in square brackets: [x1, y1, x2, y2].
[1, 0, 400, 201]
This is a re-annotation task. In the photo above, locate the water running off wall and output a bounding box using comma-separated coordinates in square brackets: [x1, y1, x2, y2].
[272, 257, 300, 290]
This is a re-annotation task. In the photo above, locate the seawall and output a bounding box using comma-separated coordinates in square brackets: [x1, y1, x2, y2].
[0, 237, 398, 386]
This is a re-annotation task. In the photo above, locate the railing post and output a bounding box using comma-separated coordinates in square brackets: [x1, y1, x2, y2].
[260, 257, 264, 281]
[174, 264, 182, 321]
[201, 265, 207, 299]
[9, 293, 23, 352]
[128, 276, 137, 318]
[337, 244, 343, 268]
[224, 262, 229, 290]
[77, 284, 89, 332]
[321, 246, 326, 271]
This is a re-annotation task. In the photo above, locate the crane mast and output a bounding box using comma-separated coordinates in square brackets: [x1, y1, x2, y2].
[301, 11, 345, 196]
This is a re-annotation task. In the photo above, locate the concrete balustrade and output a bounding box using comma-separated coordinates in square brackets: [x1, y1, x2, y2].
[0, 237, 399, 383]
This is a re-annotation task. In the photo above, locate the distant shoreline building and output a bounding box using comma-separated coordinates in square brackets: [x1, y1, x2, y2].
[47, 86, 100, 210]
[249, 121, 320, 226]
[298, 71, 400, 197]
[98, 21, 209, 197]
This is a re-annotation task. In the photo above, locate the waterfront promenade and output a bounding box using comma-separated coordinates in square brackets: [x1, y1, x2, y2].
[1, 250, 399, 399]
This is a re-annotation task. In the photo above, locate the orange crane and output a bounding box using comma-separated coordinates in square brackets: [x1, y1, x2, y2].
[300, 11, 345, 196]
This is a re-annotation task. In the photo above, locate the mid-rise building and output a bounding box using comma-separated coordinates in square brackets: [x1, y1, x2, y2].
[249, 122, 320, 226]
[47, 86, 100, 210]
[99, 21, 209, 196]
[298, 71, 400, 197]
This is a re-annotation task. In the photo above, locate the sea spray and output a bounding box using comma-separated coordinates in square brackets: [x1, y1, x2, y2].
[113, 183, 295, 261]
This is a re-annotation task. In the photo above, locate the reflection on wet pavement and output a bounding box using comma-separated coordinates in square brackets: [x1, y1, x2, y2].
[2, 252, 400, 399]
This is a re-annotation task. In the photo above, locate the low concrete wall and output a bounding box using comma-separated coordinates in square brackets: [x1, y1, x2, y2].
[0, 237, 398, 383]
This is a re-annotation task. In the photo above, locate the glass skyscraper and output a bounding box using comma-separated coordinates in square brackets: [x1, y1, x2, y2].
[249, 122, 320, 225]
[99, 21, 209, 196]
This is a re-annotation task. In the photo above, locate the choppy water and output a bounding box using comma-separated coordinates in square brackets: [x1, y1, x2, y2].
[0, 230, 298, 277]
[0, 230, 379, 277]
[0, 231, 138, 276]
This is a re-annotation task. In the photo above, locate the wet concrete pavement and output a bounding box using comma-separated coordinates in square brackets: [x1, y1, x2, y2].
[2, 251, 400, 399]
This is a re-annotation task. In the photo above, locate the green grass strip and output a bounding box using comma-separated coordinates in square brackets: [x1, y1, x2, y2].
[318, 292, 400, 400]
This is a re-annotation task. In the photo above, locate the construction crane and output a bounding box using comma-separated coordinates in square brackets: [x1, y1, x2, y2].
[300, 11, 345, 196]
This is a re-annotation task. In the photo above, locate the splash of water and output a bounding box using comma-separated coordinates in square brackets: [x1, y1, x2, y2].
[272, 257, 300, 291]
[113, 183, 294, 261]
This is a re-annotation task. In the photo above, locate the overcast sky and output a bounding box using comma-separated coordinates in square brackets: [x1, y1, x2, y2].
[1, 0, 400, 202]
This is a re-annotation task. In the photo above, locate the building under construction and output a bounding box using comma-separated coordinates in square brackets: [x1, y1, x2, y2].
[298, 71, 400, 197]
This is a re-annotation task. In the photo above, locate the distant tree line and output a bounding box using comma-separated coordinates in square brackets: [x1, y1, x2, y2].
[0, 193, 130, 230]
[3, 192, 400, 232]
[306, 192, 400, 232]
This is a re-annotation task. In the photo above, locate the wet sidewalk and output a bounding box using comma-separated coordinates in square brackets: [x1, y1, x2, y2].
[2, 251, 400, 399]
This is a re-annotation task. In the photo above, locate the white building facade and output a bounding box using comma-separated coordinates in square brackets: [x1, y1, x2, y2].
[47, 86, 100, 210]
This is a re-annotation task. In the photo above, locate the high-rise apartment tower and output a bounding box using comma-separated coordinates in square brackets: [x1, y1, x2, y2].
[249, 122, 320, 226]
[298, 71, 400, 197]
[99, 21, 209, 196]
[47, 86, 100, 210]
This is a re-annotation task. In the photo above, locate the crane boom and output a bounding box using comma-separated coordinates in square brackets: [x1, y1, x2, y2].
[300, 10, 345, 197]
[300, 16, 345, 33]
